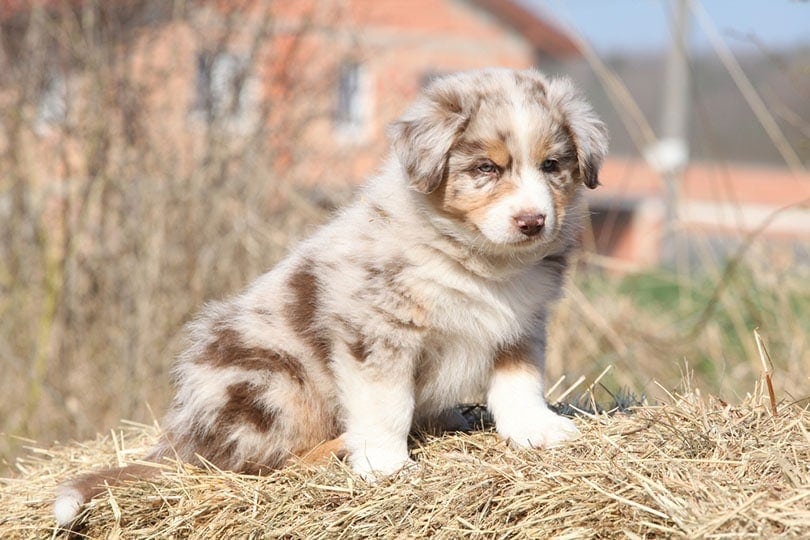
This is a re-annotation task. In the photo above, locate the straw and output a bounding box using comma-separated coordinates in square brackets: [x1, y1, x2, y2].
[3, 380, 808, 539]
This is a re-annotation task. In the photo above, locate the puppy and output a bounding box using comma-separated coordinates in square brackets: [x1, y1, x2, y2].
[54, 68, 607, 526]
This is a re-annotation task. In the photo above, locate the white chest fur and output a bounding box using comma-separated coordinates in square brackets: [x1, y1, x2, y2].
[407, 257, 560, 415]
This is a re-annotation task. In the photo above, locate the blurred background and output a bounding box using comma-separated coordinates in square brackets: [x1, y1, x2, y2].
[1, 0, 808, 467]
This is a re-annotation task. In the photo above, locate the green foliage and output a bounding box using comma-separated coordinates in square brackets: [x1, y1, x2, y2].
[553, 257, 809, 403]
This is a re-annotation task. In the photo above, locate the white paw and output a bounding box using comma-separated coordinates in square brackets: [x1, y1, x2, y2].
[497, 407, 580, 449]
[349, 449, 415, 482]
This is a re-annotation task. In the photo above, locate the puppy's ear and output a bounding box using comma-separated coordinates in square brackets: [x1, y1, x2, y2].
[388, 81, 470, 194]
[546, 76, 608, 189]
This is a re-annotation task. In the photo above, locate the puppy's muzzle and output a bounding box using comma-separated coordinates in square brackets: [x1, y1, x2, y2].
[513, 213, 546, 237]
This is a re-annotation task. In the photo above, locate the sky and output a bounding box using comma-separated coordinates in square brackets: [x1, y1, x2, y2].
[521, 0, 810, 55]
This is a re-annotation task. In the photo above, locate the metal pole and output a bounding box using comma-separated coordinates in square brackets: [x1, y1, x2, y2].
[657, 0, 691, 265]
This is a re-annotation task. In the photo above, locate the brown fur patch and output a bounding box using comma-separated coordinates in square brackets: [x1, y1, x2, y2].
[451, 138, 486, 156]
[552, 187, 570, 231]
[199, 327, 305, 384]
[287, 262, 332, 365]
[347, 335, 368, 363]
[176, 382, 280, 473]
[335, 315, 368, 362]
[557, 115, 599, 189]
[335, 316, 370, 363]
[173, 415, 238, 471]
[493, 341, 534, 371]
[484, 138, 512, 170]
[440, 169, 518, 227]
[221, 382, 277, 432]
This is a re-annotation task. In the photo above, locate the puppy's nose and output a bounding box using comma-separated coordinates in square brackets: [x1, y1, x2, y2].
[513, 213, 546, 236]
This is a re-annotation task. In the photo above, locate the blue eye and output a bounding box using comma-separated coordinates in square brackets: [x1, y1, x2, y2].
[540, 159, 559, 173]
[477, 161, 498, 174]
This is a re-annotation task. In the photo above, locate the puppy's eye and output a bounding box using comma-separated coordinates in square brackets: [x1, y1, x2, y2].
[540, 159, 559, 173]
[476, 161, 498, 175]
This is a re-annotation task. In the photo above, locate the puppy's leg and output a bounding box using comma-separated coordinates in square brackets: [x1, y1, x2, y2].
[487, 342, 579, 448]
[333, 347, 416, 480]
[292, 435, 347, 465]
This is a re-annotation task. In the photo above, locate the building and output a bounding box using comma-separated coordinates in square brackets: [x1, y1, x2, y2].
[0, 0, 578, 189]
[589, 157, 810, 268]
[255, 0, 581, 183]
[3, 0, 805, 268]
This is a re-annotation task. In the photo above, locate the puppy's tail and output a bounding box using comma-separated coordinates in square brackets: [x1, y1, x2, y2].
[54, 461, 162, 528]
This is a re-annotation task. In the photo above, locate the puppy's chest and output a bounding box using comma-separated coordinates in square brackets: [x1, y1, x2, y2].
[409, 262, 548, 346]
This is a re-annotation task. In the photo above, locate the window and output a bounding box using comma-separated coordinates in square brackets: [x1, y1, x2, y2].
[35, 69, 67, 134]
[191, 50, 257, 131]
[334, 60, 371, 141]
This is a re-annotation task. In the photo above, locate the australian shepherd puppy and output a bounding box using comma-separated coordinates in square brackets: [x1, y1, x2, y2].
[55, 67, 607, 526]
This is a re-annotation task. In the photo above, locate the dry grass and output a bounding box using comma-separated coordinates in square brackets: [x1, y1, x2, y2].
[0, 0, 350, 465]
[2, 4, 808, 537]
[3, 378, 809, 539]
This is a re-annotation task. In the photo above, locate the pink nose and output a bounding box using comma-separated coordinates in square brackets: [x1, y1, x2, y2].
[513, 213, 545, 236]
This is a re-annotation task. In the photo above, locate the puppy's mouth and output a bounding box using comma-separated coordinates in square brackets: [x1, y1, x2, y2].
[509, 234, 548, 248]
[479, 228, 553, 250]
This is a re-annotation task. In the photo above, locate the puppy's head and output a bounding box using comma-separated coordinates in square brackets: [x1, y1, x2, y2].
[389, 68, 607, 250]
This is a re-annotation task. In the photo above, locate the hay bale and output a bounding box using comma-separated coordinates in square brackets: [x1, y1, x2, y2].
[3, 387, 809, 539]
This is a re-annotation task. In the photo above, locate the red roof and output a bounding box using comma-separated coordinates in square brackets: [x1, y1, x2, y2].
[595, 157, 810, 208]
[469, 0, 579, 57]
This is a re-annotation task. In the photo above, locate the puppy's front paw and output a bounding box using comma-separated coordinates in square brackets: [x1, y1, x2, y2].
[349, 450, 416, 482]
[497, 407, 580, 449]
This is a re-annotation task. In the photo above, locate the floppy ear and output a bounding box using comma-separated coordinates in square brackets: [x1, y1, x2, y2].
[388, 80, 471, 194]
[545, 76, 608, 189]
